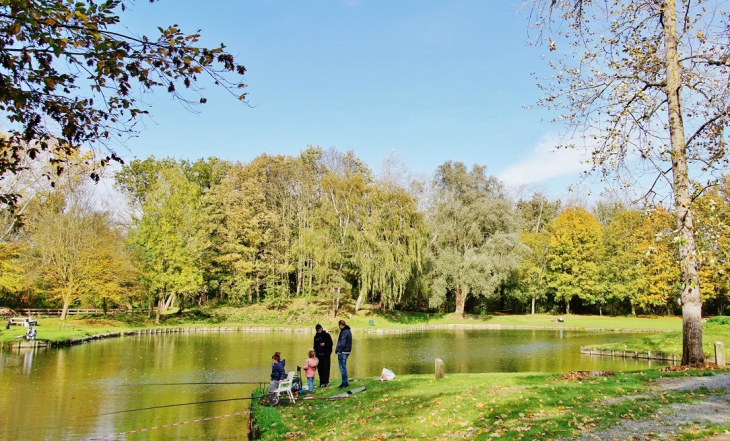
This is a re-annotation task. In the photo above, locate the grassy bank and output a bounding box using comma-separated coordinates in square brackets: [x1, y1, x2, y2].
[0, 300, 684, 345]
[251, 370, 730, 440]
[585, 316, 730, 357]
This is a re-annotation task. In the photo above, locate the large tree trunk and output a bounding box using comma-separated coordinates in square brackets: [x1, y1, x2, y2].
[355, 291, 364, 314]
[662, 0, 704, 367]
[565, 298, 570, 315]
[531, 295, 536, 315]
[60, 299, 69, 321]
[455, 288, 466, 315]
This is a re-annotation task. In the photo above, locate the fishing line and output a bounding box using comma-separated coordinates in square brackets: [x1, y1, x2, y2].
[138, 381, 268, 386]
[98, 395, 267, 416]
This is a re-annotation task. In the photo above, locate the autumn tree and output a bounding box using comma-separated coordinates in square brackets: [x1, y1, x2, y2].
[126, 165, 205, 322]
[527, 0, 730, 365]
[353, 183, 427, 312]
[428, 162, 525, 315]
[634, 207, 681, 314]
[0, 0, 247, 206]
[518, 230, 551, 315]
[25, 168, 137, 319]
[547, 207, 603, 314]
[318, 150, 370, 316]
[694, 176, 730, 314]
[600, 210, 645, 315]
[515, 192, 561, 314]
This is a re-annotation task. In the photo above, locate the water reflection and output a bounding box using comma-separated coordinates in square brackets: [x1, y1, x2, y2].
[0, 329, 668, 440]
[22, 350, 33, 375]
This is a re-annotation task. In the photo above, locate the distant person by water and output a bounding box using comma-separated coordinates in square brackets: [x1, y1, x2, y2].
[335, 319, 352, 389]
[313, 323, 333, 387]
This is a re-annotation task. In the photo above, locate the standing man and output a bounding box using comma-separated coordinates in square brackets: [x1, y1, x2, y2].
[335, 319, 352, 389]
[314, 324, 333, 388]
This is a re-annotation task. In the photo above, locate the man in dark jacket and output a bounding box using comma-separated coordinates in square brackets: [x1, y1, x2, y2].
[314, 324, 333, 387]
[335, 319, 352, 389]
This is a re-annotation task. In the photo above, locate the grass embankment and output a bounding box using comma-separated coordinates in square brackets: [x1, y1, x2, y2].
[251, 370, 730, 440]
[0, 299, 683, 345]
[586, 316, 730, 357]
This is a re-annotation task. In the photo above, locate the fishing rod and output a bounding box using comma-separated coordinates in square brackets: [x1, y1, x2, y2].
[99, 395, 267, 416]
[138, 381, 268, 386]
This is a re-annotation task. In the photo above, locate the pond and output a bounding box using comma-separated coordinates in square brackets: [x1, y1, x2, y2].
[0, 328, 668, 440]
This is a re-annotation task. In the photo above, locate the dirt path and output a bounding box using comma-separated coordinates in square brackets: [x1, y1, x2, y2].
[569, 373, 730, 441]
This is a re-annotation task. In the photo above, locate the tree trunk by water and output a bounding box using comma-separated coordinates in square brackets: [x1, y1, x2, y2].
[354, 291, 364, 313]
[565, 298, 570, 315]
[61, 300, 69, 320]
[531, 296, 536, 315]
[661, 0, 703, 367]
[155, 297, 162, 324]
[178, 294, 185, 314]
[631, 303, 636, 316]
[455, 288, 466, 315]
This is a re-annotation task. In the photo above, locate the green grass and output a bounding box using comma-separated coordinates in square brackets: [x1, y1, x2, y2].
[251, 370, 728, 440]
[586, 316, 730, 357]
[0, 301, 685, 345]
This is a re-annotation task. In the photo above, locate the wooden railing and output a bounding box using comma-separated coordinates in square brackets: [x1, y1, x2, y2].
[16, 308, 146, 317]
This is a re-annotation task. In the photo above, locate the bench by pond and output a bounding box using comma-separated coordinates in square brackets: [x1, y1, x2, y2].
[7, 317, 38, 327]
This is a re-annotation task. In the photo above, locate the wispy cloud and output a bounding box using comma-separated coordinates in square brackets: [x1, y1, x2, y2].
[497, 134, 590, 186]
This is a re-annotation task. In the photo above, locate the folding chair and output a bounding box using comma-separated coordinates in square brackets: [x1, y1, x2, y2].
[273, 371, 296, 403]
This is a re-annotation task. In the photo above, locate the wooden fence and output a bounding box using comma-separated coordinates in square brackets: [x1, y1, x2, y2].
[16, 308, 146, 317]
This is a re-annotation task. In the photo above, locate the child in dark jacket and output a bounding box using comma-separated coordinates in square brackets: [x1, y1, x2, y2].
[269, 353, 286, 397]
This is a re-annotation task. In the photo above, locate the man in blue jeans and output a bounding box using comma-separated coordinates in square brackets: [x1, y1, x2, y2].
[335, 319, 352, 389]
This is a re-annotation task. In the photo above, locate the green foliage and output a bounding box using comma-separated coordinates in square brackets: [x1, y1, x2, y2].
[600, 209, 644, 314]
[706, 316, 730, 326]
[7, 145, 730, 320]
[428, 162, 526, 314]
[127, 164, 206, 315]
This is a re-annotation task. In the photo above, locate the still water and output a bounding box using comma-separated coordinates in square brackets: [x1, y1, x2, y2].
[0, 329, 667, 440]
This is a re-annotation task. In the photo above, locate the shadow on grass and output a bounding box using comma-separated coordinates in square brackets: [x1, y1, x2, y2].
[79, 308, 224, 327]
[377, 310, 443, 324]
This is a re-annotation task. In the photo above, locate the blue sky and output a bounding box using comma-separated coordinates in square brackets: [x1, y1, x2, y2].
[118, 0, 591, 197]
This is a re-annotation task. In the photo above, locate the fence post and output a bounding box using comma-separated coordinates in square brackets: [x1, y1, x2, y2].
[715, 342, 726, 368]
[435, 358, 444, 380]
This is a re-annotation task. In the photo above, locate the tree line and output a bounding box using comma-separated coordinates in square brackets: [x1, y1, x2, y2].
[1, 147, 728, 320]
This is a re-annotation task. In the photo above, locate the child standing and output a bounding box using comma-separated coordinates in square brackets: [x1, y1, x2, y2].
[303, 349, 319, 395]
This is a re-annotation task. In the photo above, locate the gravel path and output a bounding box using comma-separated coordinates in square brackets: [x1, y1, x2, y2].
[567, 373, 730, 441]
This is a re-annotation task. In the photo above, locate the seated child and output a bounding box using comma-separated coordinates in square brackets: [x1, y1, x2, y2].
[269, 353, 285, 405]
[303, 349, 319, 395]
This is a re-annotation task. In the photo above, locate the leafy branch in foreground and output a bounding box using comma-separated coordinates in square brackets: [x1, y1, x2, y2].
[0, 0, 247, 206]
